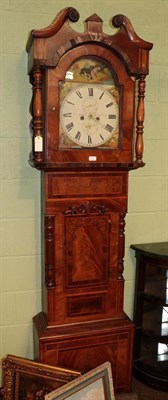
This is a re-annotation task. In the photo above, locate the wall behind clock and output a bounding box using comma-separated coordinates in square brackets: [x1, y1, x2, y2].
[0, 0, 167, 384]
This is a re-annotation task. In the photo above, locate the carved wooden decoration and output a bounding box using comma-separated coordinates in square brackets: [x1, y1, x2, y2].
[26, 7, 153, 394]
[135, 75, 146, 164]
[32, 66, 43, 162]
[45, 216, 55, 289]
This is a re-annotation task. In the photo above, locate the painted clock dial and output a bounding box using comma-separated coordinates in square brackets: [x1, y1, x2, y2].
[59, 57, 120, 150]
[60, 83, 119, 148]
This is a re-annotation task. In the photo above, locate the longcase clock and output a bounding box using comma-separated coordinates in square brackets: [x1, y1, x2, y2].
[26, 8, 153, 394]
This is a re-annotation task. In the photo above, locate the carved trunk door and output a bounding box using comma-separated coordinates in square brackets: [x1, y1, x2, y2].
[46, 206, 122, 326]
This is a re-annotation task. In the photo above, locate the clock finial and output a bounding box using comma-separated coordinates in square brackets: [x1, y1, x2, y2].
[112, 14, 153, 50]
[68, 7, 80, 23]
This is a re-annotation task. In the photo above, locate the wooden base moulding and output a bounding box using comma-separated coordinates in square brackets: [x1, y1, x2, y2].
[33, 312, 134, 394]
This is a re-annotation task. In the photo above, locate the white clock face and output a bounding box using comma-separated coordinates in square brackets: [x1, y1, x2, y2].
[60, 84, 119, 148]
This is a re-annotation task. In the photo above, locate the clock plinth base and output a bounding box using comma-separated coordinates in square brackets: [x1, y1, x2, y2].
[33, 312, 134, 394]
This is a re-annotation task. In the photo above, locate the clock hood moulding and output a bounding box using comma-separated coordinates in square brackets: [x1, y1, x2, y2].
[26, 7, 153, 75]
[26, 7, 153, 170]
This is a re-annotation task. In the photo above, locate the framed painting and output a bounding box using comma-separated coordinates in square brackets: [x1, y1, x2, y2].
[45, 362, 114, 400]
[1, 354, 80, 400]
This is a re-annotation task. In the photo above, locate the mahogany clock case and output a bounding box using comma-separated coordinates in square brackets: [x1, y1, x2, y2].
[26, 7, 153, 394]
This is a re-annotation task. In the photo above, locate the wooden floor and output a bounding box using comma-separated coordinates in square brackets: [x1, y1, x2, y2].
[131, 377, 168, 400]
[116, 391, 138, 399]
[115, 377, 168, 400]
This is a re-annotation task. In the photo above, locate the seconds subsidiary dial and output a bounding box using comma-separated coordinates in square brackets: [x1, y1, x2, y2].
[60, 84, 119, 148]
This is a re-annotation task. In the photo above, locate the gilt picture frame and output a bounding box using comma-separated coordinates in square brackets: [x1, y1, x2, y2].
[1, 354, 80, 400]
[45, 362, 114, 400]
